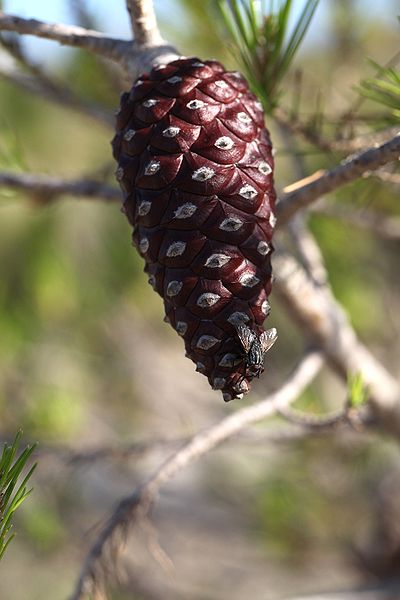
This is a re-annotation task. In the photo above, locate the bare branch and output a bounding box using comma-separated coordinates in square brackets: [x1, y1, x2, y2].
[274, 107, 399, 154]
[274, 121, 400, 435]
[125, 0, 163, 46]
[0, 12, 179, 78]
[276, 120, 329, 287]
[273, 251, 400, 436]
[0, 12, 131, 62]
[69, 351, 323, 600]
[0, 171, 121, 203]
[274, 107, 337, 154]
[277, 133, 400, 227]
[29, 420, 363, 466]
[277, 404, 367, 431]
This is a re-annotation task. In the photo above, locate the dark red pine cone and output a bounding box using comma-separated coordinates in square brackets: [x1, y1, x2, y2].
[112, 57, 277, 401]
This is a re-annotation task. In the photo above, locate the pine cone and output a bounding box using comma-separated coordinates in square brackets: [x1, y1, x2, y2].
[112, 57, 277, 401]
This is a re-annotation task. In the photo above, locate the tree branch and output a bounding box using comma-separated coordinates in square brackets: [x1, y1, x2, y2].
[273, 251, 400, 436]
[0, 171, 121, 203]
[274, 107, 399, 154]
[125, 0, 163, 46]
[0, 12, 179, 78]
[27, 420, 360, 466]
[276, 120, 329, 287]
[69, 351, 323, 600]
[276, 132, 400, 227]
[0, 12, 131, 61]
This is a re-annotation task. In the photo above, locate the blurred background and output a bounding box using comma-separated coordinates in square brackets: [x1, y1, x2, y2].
[0, 1, 400, 598]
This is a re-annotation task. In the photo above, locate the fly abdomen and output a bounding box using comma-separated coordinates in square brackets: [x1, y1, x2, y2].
[248, 341, 264, 367]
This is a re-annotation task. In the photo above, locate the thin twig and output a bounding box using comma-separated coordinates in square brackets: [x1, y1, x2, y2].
[274, 107, 399, 154]
[276, 123, 382, 433]
[21, 420, 363, 466]
[276, 132, 400, 226]
[125, 0, 163, 46]
[273, 251, 400, 436]
[277, 120, 329, 287]
[69, 351, 324, 600]
[0, 12, 131, 63]
[0, 12, 179, 78]
[277, 405, 364, 430]
[0, 171, 121, 203]
[274, 107, 337, 153]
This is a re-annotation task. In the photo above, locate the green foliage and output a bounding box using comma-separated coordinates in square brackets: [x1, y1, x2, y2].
[26, 386, 84, 440]
[23, 502, 65, 551]
[348, 373, 369, 408]
[0, 431, 36, 560]
[357, 59, 400, 122]
[214, 0, 319, 112]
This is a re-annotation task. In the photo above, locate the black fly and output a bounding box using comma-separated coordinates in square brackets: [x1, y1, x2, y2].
[235, 323, 278, 378]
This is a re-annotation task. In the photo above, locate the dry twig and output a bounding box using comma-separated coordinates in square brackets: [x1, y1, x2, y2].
[277, 133, 400, 226]
[0, 171, 120, 203]
[69, 351, 323, 600]
[273, 252, 400, 435]
[0, 11, 179, 78]
[274, 107, 399, 155]
[3, 128, 399, 209]
[22, 420, 361, 466]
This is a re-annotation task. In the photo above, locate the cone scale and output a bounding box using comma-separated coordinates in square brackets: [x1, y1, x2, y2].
[112, 57, 276, 401]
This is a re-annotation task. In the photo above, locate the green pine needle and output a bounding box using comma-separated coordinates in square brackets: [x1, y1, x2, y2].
[0, 431, 37, 560]
[357, 59, 400, 123]
[215, 0, 319, 113]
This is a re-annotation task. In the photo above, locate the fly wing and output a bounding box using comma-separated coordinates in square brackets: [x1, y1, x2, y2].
[235, 323, 256, 353]
[259, 328, 278, 354]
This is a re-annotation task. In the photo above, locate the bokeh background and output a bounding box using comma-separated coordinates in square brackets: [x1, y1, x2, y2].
[0, 1, 400, 598]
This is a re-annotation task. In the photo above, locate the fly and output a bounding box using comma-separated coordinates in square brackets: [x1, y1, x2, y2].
[235, 323, 278, 378]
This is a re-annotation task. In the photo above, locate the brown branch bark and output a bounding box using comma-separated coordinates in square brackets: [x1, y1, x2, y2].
[69, 351, 323, 600]
[0, 171, 121, 202]
[276, 132, 400, 226]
